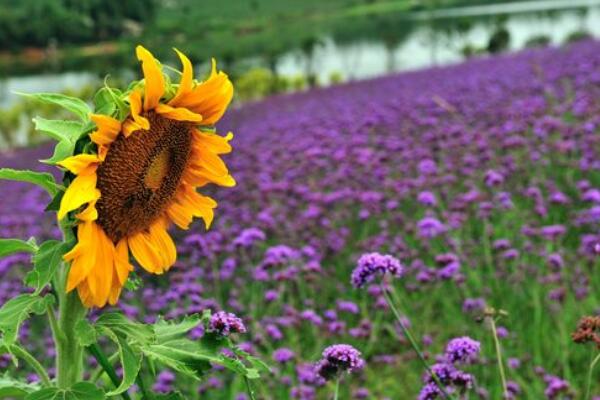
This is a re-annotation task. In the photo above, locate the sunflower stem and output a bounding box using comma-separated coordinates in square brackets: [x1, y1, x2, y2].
[56, 286, 87, 388]
[54, 220, 88, 388]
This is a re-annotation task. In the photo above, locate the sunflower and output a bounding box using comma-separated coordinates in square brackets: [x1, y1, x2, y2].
[57, 46, 235, 308]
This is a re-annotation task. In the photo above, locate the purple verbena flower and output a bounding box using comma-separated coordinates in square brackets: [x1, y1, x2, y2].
[208, 311, 247, 336]
[445, 336, 480, 364]
[351, 252, 404, 288]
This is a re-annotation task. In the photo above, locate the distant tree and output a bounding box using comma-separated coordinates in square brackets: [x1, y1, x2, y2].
[487, 26, 510, 54]
[0, 0, 157, 49]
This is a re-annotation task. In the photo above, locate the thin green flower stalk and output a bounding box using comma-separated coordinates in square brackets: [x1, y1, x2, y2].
[485, 308, 508, 398]
[333, 377, 341, 400]
[585, 353, 600, 400]
[381, 284, 456, 400]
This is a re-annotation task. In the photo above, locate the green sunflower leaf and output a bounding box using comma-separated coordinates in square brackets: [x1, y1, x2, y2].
[18, 92, 91, 122]
[32, 118, 83, 164]
[44, 191, 64, 212]
[24, 240, 71, 294]
[94, 87, 128, 121]
[0, 294, 53, 345]
[74, 320, 97, 347]
[24, 382, 105, 400]
[0, 238, 38, 259]
[32, 118, 83, 143]
[232, 346, 271, 375]
[139, 339, 213, 380]
[0, 374, 39, 398]
[96, 326, 142, 396]
[0, 168, 62, 197]
[153, 314, 203, 343]
[94, 88, 116, 117]
[43, 139, 76, 165]
[96, 313, 155, 345]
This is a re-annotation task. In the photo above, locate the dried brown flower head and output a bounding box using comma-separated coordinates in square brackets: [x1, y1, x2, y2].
[572, 316, 600, 348]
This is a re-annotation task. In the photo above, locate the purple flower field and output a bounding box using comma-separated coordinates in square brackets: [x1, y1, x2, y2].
[3, 40, 600, 398]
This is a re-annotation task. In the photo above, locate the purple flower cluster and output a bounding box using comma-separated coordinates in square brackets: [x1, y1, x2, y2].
[208, 311, 247, 337]
[315, 344, 365, 380]
[351, 252, 404, 288]
[445, 336, 481, 364]
[418, 336, 480, 399]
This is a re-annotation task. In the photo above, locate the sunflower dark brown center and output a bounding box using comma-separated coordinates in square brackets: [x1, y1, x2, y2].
[96, 111, 193, 243]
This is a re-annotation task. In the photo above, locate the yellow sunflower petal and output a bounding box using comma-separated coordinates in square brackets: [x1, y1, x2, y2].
[87, 226, 114, 307]
[192, 147, 229, 176]
[122, 120, 143, 137]
[181, 169, 211, 187]
[129, 91, 150, 130]
[170, 59, 233, 125]
[155, 103, 203, 122]
[108, 276, 123, 306]
[166, 186, 215, 230]
[181, 187, 215, 229]
[185, 166, 236, 187]
[148, 220, 177, 269]
[193, 131, 233, 154]
[89, 114, 122, 146]
[114, 239, 133, 285]
[75, 199, 99, 222]
[128, 230, 164, 274]
[57, 154, 101, 175]
[65, 222, 96, 291]
[169, 48, 194, 105]
[58, 173, 99, 220]
[136, 45, 165, 111]
[77, 281, 95, 308]
[165, 201, 193, 230]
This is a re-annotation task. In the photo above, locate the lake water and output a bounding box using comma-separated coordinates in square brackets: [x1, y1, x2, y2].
[2, 0, 600, 109]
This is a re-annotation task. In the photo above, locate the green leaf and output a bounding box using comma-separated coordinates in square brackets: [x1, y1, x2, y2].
[19, 93, 91, 122]
[94, 87, 128, 120]
[32, 118, 83, 143]
[0, 238, 38, 259]
[32, 118, 84, 165]
[44, 191, 64, 212]
[0, 294, 52, 345]
[140, 339, 213, 380]
[24, 241, 71, 294]
[141, 336, 261, 379]
[97, 326, 141, 396]
[233, 347, 272, 375]
[43, 139, 75, 165]
[123, 271, 143, 291]
[0, 169, 61, 197]
[154, 315, 202, 343]
[95, 313, 155, 345]
[93, 88, 116, 117]
[74, 320, 97, 347]
[0, 374, 39, 398]
[24, 382, 105, 400]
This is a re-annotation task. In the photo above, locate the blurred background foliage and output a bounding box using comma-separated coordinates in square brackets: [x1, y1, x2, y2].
[0, 0, 599, 148]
